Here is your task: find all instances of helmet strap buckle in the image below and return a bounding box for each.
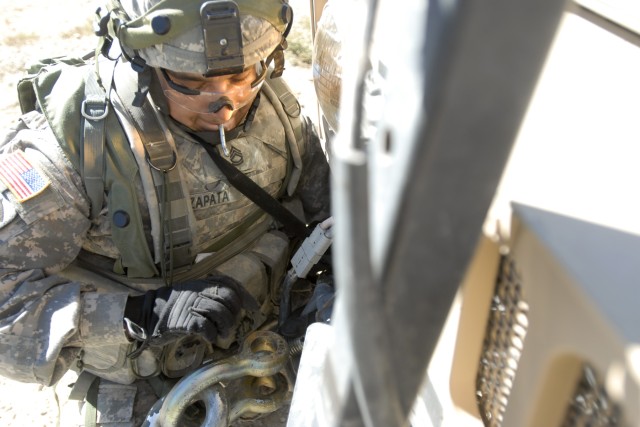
[268,40,287,79]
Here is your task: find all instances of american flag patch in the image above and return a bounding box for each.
[0,151,51,202]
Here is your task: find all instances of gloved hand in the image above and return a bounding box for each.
[124,275,254,350]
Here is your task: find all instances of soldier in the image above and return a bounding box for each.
[0,0,331,425]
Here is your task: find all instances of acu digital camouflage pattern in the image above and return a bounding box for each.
[0,68,330,425]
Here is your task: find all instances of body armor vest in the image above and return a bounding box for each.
[17,56,308,383]
[17,56,305,281]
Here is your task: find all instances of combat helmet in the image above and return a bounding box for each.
[95,0,294,83]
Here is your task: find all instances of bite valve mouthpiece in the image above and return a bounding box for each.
[219,125,230,157]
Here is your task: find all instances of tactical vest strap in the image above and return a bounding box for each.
[262,77,304,196]
[172,210,272,283]
[103,110,159,278]
[82,70,110,219]
[111,62,196,279]
[195,131,309,238]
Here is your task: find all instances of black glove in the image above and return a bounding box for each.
[124,275,253,350]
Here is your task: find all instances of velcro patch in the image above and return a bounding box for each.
[0,151,51,202]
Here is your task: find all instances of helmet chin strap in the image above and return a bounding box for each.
[120,50,152,107]
[268,5,293,79]
[267,40,287,79]
[132,62,152,107]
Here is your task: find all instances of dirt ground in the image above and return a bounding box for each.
[0,0,316,425]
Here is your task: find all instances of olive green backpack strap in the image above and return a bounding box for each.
[81,67,111,219]
[262,76,306,196]
[22,57,160,278]
[110,62,197,280]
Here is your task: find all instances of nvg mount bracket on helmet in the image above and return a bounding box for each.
[201,1,245,76]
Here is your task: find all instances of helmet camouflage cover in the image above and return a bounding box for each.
[115,0,292,75]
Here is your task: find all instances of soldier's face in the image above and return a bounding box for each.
[158,66,262,132]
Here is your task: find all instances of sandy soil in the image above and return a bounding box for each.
[0,0,316,425]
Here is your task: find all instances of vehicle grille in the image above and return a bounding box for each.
[561,364,622,427]
[476,255,529,427]
[475,255,623,426]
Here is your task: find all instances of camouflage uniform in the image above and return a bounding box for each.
[0,61,331,425]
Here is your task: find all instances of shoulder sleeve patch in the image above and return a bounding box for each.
[0,150,51,202]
